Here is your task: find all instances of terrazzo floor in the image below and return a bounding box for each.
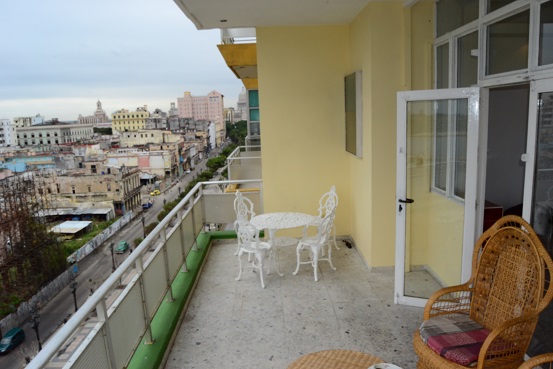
[164,240,424,369]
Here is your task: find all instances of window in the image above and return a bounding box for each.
[345,71,363,157]
[539,1,553,66]
[486,10,530,75]
[436,0,479,37]
[458,31,478,87]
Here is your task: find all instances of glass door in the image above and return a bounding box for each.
[395,88,483,307]
[523,78,553,356]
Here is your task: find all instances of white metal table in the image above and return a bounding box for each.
[251,212,315,276]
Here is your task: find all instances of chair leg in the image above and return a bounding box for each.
[312,248,319,282]
[332,226,339,251]
[257,255,265,289]
[327,243,336,271]
[293,244,302,275]
[234,243,240,256]
[236,251,243,281]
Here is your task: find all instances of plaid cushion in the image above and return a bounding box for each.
[420,314,490,366]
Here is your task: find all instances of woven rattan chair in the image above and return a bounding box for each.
[413,215,553,369]
[519,353,553,369]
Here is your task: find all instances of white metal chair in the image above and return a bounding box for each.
[235,220,272,288]
[293,212,337,281]
[233,191,256,255]
[308,186,339,251]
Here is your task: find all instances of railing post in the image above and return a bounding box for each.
[161,227,175,302]
[96,300,116,369]
[178,208,189,273]
[135,257,154,344]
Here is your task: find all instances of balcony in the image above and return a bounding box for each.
[27,179,421,369]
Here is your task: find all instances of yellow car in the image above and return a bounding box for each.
[150,189,161,196]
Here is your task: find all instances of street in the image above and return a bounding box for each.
[0,145,225,369]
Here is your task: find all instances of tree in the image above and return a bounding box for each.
[226,120,248,145]
[0,174,66,318]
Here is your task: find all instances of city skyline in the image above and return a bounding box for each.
[0,0,244,121]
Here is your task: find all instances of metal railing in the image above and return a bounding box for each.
[27,179,263,369]
[220,28,256,44]
[226,145,262,181]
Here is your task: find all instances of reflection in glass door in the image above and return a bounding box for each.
[396,88,481,307]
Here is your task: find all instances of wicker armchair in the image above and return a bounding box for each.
[519,353,553,369]
[413,215,553,369]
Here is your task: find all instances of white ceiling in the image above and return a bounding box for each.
[172,0,376,30]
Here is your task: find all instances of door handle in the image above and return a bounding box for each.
[398,198,414,204]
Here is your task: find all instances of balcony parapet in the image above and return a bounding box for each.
[26,179,262,369]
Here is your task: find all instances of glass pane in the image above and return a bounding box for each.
[487,0,517,13]
[539,1,553,66]
[436,43,449,89]
[248,89,259,107]
[434,101,448,191]
[404,98,468,299]
[249,122,260,136]
[436,0,479,37]
[457,31,478,87]
[530,91,553,357]
[454,100,468,198]
[249,108,260,121]
[487,10,530,75]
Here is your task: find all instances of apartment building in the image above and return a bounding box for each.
[112,105,150,132]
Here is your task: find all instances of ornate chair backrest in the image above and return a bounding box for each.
[235,220,262,252]
[234,191,255,222]
[316,185,338,218]
[314,212,336,245]
[469,216,553,332]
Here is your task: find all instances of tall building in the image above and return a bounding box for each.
[177,91,224,127]
[168,102,179,117]
[111,105,150,133]
[177,91,225,147]
[0,119,17,147]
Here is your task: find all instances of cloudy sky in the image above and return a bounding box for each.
[0,0,244,121]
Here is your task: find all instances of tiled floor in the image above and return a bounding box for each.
[164,240,423,369]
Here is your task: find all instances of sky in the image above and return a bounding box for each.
[0,0,244,121]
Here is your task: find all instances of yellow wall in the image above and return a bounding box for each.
[256,25,352,238]
[256,1,433,266]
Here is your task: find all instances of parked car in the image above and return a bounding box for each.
[150,189,161,196]
[114,240,129,254]
[142,201,153,210]
[0,327,25,355]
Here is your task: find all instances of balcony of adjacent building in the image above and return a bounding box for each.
[25,174,421,369]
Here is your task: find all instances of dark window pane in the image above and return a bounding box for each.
[437,0,479,37]
[437,43,449,89]
[487,0,517,13]
[539,1,553,66]
[487,10,529,75]
[457,31,478,87]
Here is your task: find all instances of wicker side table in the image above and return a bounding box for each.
[287,349,384,369]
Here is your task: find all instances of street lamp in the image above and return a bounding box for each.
[30,305,42,351]
[69,274,78,312]
[109,242,116,272]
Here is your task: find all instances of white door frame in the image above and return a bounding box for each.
[395,87,486,307]
[522,79,553,221]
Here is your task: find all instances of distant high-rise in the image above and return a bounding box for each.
[177,91,226,147]
[177,91,224,127]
